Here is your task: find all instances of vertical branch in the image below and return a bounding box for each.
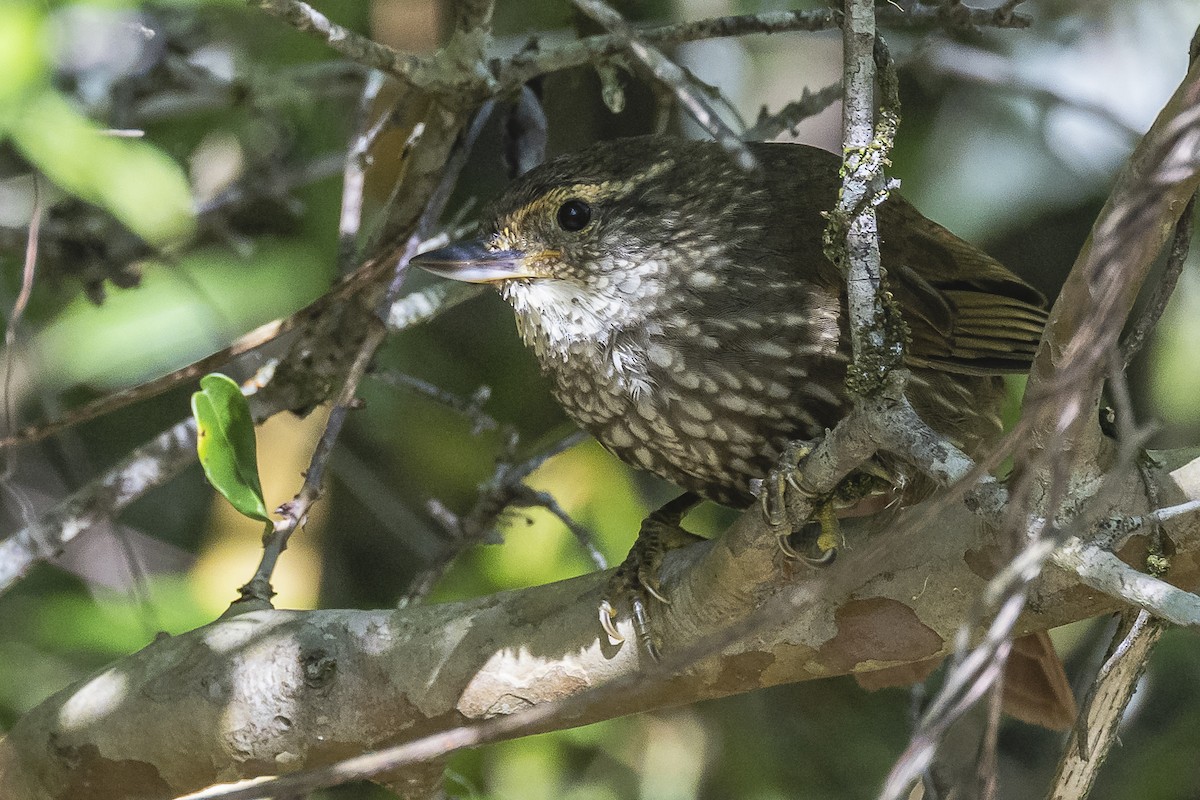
[829,1,903,395]
[1,177,42,529]
[1119,20,1200,369]
[840,0,883,367]
[338,70,387,272]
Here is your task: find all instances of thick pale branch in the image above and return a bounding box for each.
[3,451,1197,800]
[1051,539,1200,627]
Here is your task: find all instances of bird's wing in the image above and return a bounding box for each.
[880,199,1048,376]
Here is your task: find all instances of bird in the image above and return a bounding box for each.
[411,135,1073,728]
[412,135,1046,508]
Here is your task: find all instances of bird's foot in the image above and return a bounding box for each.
[780,502,842,566]
[599,493,705,661]
[756,441,840,566]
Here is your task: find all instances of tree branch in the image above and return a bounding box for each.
[571,0,754,169]
[1047,610,1167,800]
[495,4,1029,89]
[1024,58,1200,475]
[0,420,197,593]
[248,0,431,88]
[2,449,1197,800]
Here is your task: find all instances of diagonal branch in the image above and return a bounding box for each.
[249,0,426,84]
[1046,609,1167,800]
[1024,58,1200,473]
[0,420,198,593]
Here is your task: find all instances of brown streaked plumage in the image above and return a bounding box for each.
[414,135,1047,510]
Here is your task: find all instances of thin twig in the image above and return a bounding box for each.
[743,83,843,141]
[248,0,428,86]
[495,4,1029,89]
[518,487,607,569]
[405,430,596,604]
[338,70,387,272]
[0,316,293,451]
[0,177,42,529]
[571,0,755,170]
[1121,194,1196,367]
[497,9,840,88]
[371,371,497,435]
[238,322,385,605]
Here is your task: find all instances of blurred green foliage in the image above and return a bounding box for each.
[35,242,332,389]
[1,1,1200,799]
[0,3,195,246]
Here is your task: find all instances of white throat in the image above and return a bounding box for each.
[500,278,659,398]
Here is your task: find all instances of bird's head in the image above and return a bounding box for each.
[412,137,762,356]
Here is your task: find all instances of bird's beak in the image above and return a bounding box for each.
[410,237,532,284]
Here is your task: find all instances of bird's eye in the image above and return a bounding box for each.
[556,199,592,232]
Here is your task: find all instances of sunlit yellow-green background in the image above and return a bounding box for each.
[2,1,1200,799]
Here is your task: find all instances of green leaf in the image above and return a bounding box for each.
[191,373,270,522]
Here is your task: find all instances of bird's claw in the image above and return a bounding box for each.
[599,600,623,644]
[599,494,704,660]
[599,595,663,662]
[631,597,660,662]
[755,440,840,567]
[776,502,840,567]
[777,532,837,566]
[758,441,817,529]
